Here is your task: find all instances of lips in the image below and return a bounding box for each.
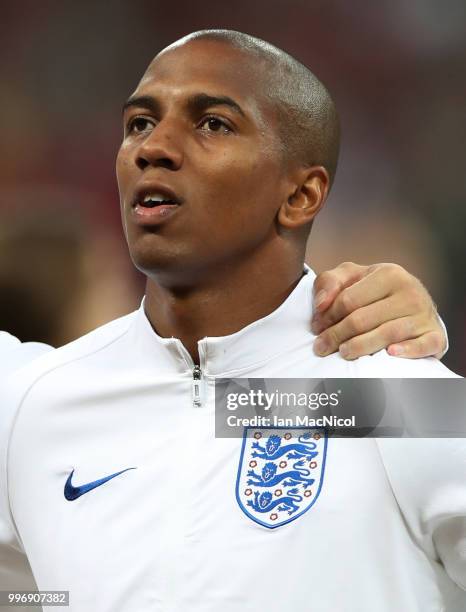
[130,182,183,226]
[132,183,183,209]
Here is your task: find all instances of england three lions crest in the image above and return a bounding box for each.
[236,427,327,529]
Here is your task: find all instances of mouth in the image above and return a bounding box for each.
[130,184,183,225]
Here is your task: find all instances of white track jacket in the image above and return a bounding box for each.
[1,268,464,611]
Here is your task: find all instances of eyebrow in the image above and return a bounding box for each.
[122,92,246,118]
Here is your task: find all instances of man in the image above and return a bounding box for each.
[1,30,464,612]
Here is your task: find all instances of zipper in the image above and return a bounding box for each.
[192,365,202,407]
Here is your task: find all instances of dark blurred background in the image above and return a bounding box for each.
[0,0,465,373]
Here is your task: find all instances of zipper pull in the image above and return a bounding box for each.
[192,365,202,407]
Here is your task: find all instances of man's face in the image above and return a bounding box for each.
[116,39,290,285]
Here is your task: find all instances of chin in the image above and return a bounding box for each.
[129,247,177,275]
[127,239,196,286]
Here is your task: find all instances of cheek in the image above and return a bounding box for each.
[198,150,281,206]
[188,163,280,258]
[115,145,132,195]
[202,154,282,228]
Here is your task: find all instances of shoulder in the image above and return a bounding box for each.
[1,311,137,409]
[310,347,460,379]
[0,331,20,352]
[347,349,460,379]
[0,332,53,379]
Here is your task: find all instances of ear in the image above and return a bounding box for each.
[278,166,330,230]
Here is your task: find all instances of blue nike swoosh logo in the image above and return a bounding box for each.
[64,467,136,501]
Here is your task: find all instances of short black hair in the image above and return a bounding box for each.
[167,29,340,186]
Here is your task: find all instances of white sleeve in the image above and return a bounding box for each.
[377,438,466,590]
[0,451,42,609]
[0,448,41,608]
[0,378,37,590]
[355,351,466,588]
[0,333,50,608]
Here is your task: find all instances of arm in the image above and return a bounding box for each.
[377,437,466,591]
[310,262,447,360]
[0,350,43,610]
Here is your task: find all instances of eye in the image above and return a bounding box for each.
[127,116,154,134]
[198,116,232,134]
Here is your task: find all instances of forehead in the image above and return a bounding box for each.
[133,40,274,125]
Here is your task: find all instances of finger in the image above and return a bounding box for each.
[312,262,367,313]
[387,331,446,359]
[312,293,412,339]
[312,265,409,333]
[314,314,422,358]
[337,317,427,360]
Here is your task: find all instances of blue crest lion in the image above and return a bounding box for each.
[251,433,318,461]
[246,460,315,488]
[236,427,327,529]
[247,488,303,516]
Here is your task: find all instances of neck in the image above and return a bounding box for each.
[144,255,305,365]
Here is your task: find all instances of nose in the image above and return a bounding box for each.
[135,119,183,171]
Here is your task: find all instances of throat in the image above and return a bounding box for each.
[143,267,305,365]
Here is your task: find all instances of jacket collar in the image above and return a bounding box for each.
[133,265,315,376]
